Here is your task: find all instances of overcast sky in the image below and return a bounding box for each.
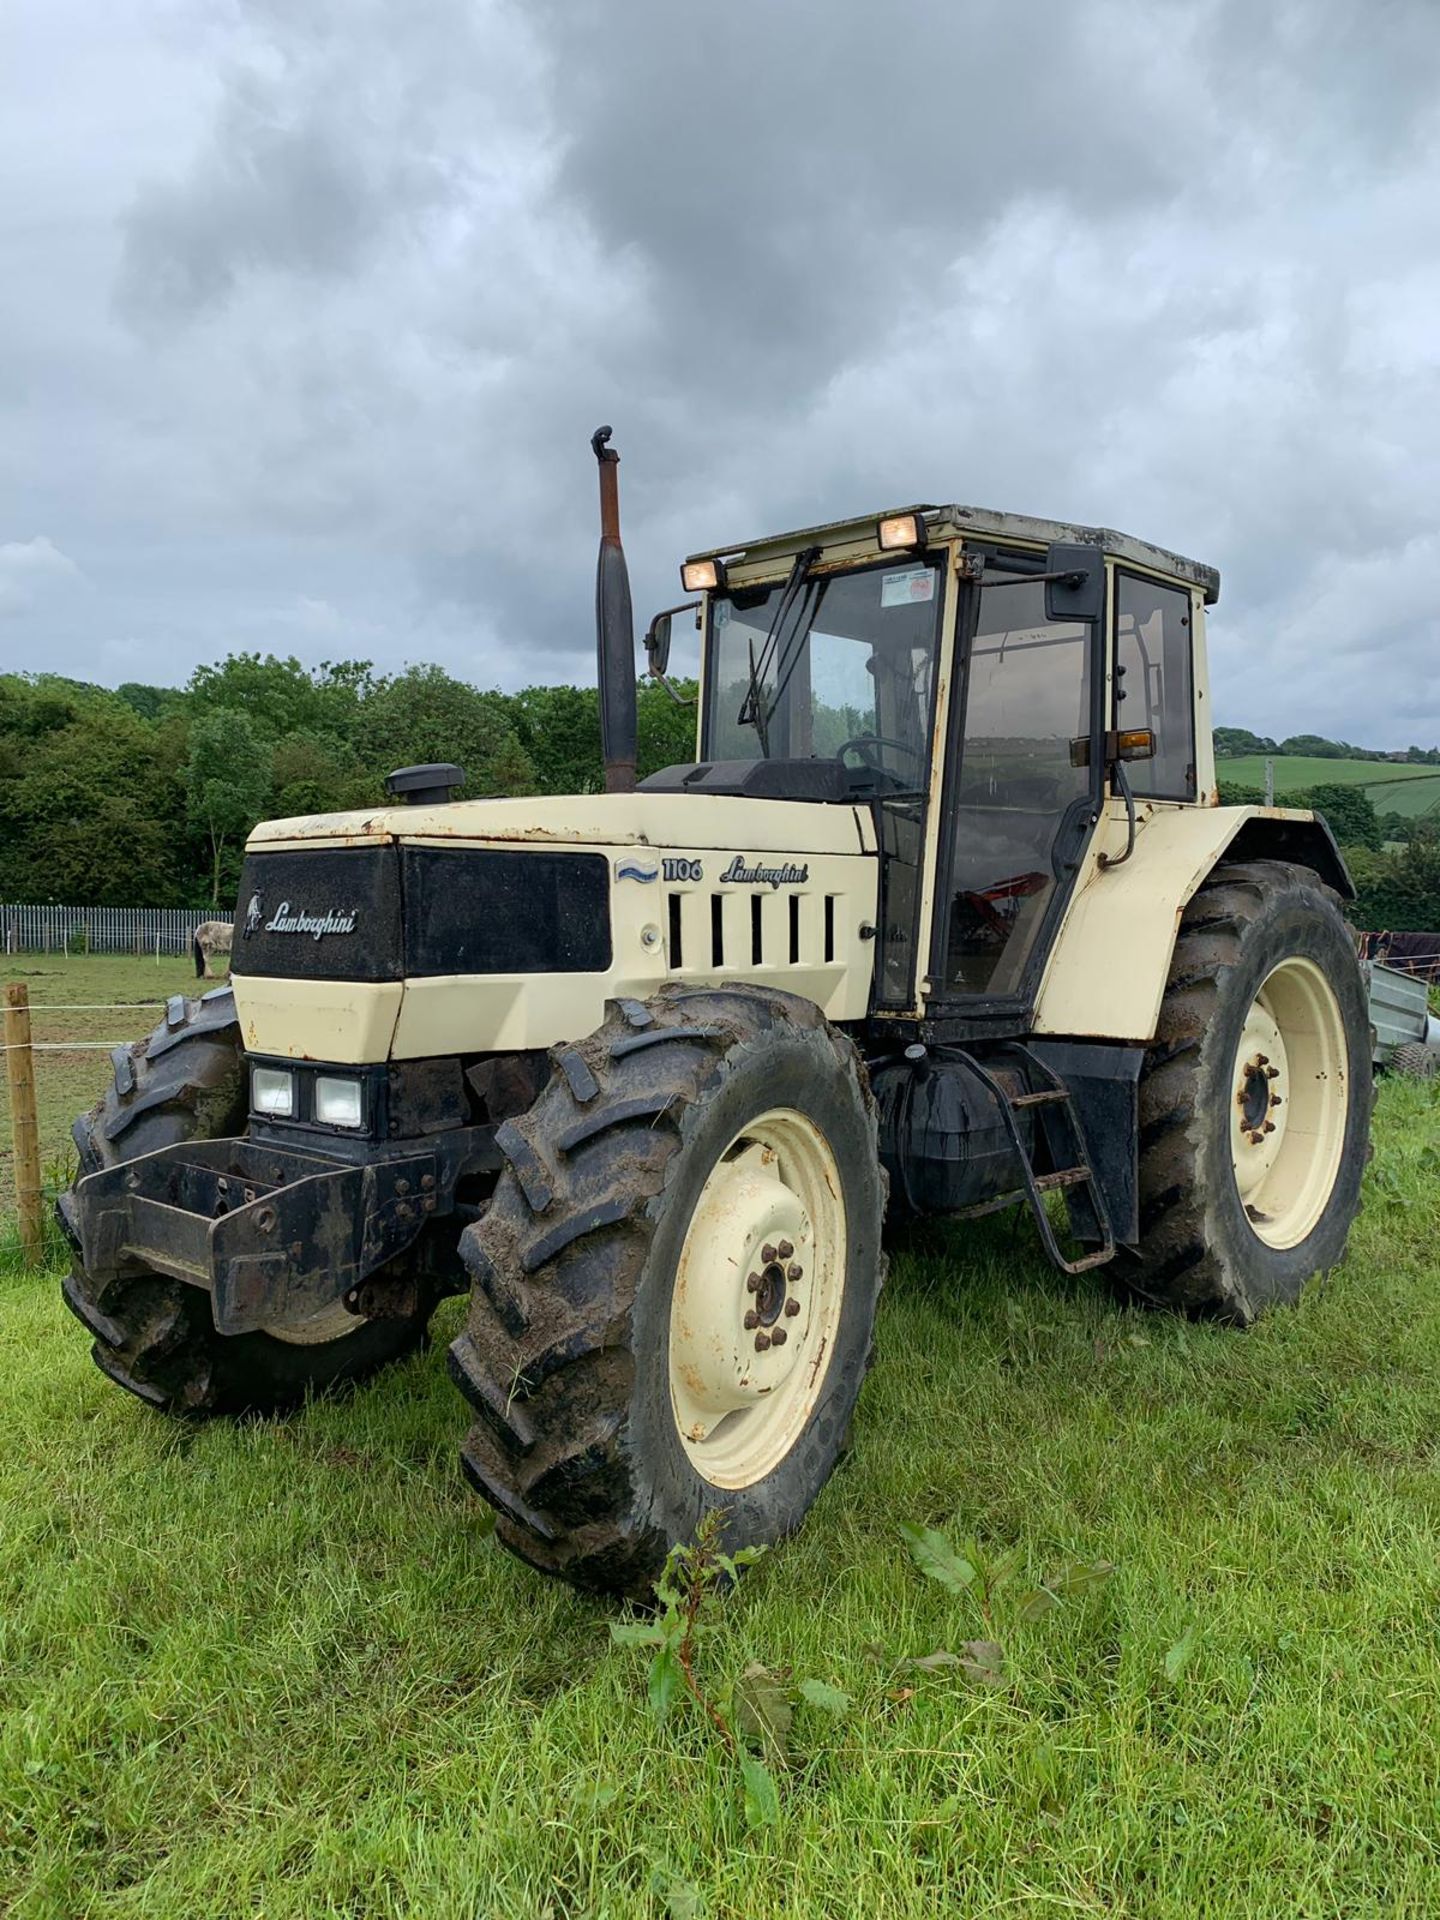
[2,0,1438,744]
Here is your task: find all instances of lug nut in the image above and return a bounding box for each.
[746,1272,762,1293]
[1270,1094,1283,1106]
[777,1239,794,1260]
[396,1179,410,1196]
[787,1263,803,1283]
[771,1327,787,1347]
[784,1298,801,1317]
[1263,1120,1276,1134]
[761,1244,778,1263]
[1248,1130,1264,1145]
[421,1173,435,1191]
[754,1331,772,1352]
[1265,1066,1279,1080]
[1255,1054,1269,1067]
[743,1309,759,1330]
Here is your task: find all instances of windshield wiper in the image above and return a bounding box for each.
[736,545,820,758]
[744,632,771,757]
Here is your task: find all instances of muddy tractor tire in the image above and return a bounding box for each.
[1127,860,1373,1323]
[61,987,437,1415]
[449,983,887,1598]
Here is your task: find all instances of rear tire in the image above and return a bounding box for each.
[1127,860,1372,1322]
[62,988,436,1415]
[448,984,887,1597]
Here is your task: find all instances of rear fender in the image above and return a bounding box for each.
[1031,804,1353,1045]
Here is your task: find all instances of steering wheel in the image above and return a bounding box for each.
[837,734,926,780]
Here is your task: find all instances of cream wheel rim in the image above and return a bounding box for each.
[669,1107,845,1490]
[266,1299,357,1346]
[1229,956,1349,1250]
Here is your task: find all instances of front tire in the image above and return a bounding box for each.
[1128,860,1373,1322]
[448,984,887,1597]
[62,988,437,1414]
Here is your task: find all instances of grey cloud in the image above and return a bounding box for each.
[117,69,444,321]
[539,0,1208,414]
[1,0,1438,746]
[0,535,83,618]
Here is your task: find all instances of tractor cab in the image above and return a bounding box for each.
[649,503,1222,1020]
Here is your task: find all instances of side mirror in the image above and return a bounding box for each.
[1044,542,1105,624]
[643,600,699,680]
[644,611,673,678]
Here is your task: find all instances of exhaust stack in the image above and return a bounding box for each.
[592,425,637,793]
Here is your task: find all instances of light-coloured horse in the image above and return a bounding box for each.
[192,919,233,979]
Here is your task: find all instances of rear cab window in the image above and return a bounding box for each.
[1113,571,1196,801]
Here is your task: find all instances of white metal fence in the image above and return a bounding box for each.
[1,904,203,957]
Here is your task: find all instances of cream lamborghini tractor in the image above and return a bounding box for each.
[62,431,1372,1596]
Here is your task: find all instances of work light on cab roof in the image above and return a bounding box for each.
[61,426,1374,1605]
[876,510,927,551]
[681,556,725,593]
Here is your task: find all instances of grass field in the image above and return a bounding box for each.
[1219,755,1440,819]
[3,963,1440,1915]
[0,954,219,1219]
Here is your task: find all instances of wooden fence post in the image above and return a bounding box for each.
[4,983,44,1266]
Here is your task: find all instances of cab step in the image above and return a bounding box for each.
[952,1044,1116,1276]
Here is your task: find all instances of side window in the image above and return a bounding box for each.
[1114,574,1195,801]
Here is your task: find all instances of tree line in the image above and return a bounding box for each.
[3,655,1436,932]
[1217,779,1440,931]
[0,657,696,909]
[1214,726,1440,765]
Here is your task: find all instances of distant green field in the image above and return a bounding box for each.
[1220,755,1440,819]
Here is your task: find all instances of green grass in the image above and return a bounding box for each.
[3,1068,1440,1915]
[1220,755,1440,819]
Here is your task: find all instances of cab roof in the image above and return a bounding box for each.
[686,502,1221,604]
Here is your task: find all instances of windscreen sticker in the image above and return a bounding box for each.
[881,567,935,608]
[713,600,730,628]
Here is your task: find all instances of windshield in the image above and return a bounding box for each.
[703,555,944,789]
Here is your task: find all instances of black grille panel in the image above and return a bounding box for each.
[235,848,402,980]
[234,844,611,981]
[401,846,611,975]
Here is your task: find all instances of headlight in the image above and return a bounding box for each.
[314,1074,364,1129]
[251,1066,295,1117]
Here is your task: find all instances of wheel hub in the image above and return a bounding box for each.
[1231,995,1289,1203]
[747,1248,799,1334]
